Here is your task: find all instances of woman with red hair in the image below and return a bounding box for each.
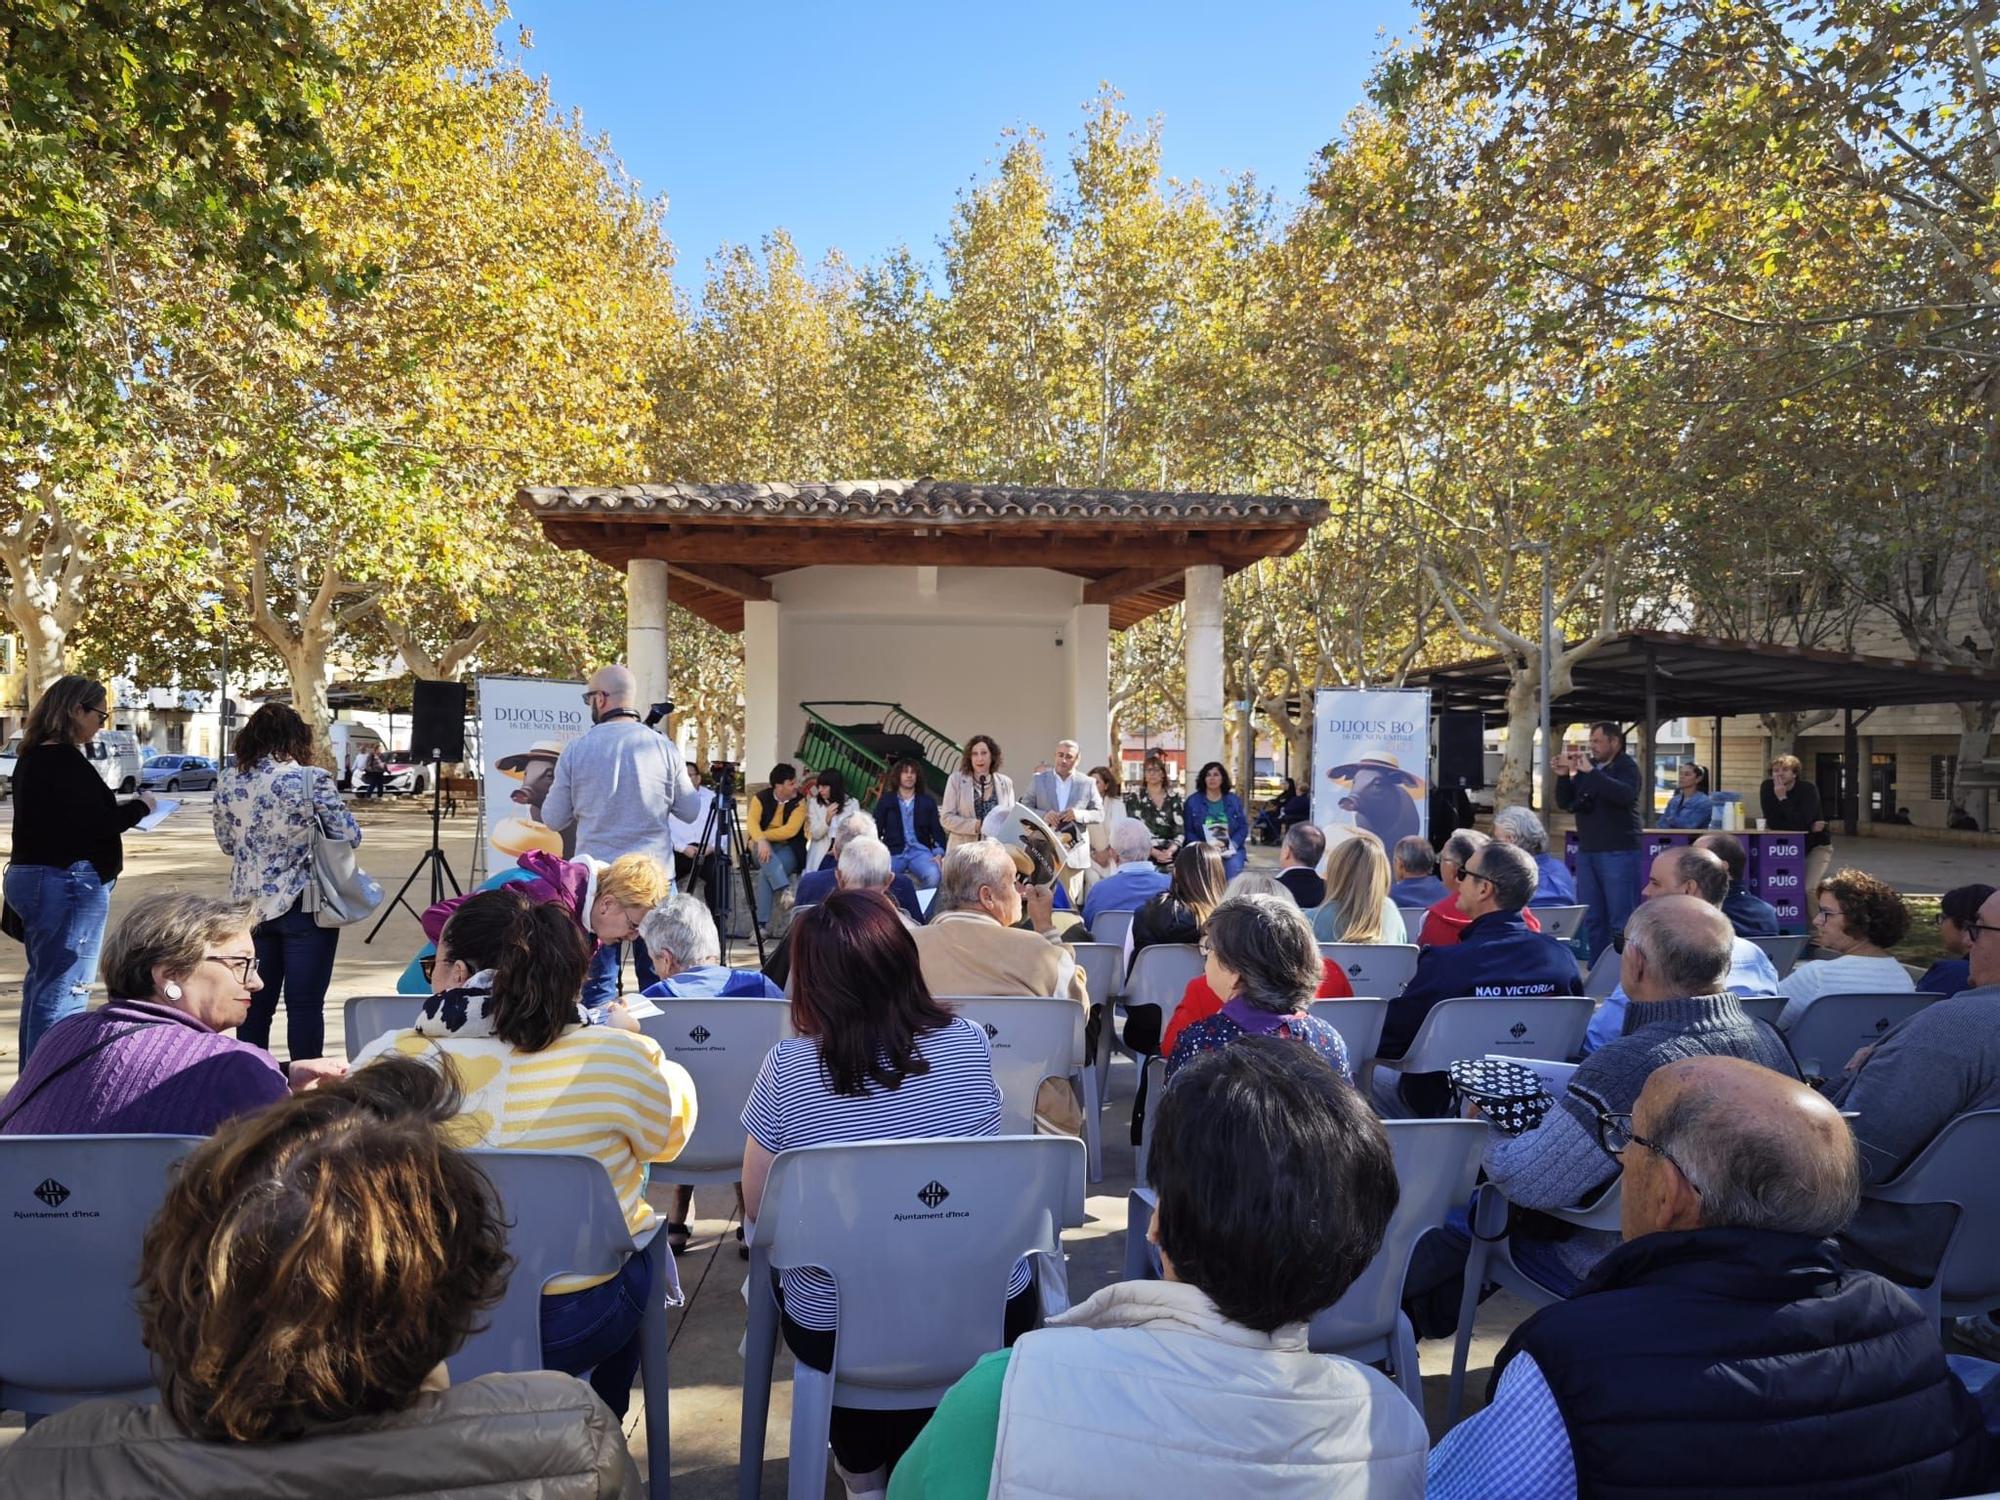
[739,889,1030,1490]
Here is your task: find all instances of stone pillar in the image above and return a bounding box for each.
[1184,564,1225,777]
[1067,602,1111,769]
[626,559,670,710]
[742,600,782,781]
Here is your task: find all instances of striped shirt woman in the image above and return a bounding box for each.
[355,885,693,1419]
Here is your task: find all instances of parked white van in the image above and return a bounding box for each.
[86,730,144,793]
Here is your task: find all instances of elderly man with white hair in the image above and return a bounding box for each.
[912,840,1089,1007]
[1491,804,1579,907]
[796,810,926,926]
[1081,819,1171,930]
[637,891,782,1000]
[833,836,923,932]
[541,662,704,1005]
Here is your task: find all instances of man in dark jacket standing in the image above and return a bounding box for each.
[1555,720,1645,962]
[1427,1054,1995,1499]
[1375,841,1578,1115]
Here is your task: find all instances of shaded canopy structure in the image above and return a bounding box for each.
[519,478,1327,778]
[1407,630,2000,721]
[1407,630,2000,833]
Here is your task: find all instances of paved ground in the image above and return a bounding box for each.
[0,806,1989,1490]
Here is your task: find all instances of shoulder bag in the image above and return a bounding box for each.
[304,813,383,929]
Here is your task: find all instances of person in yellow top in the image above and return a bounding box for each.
[357,884,695,1421]
[745,762,809,928]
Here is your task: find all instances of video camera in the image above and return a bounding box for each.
[707,760,739,797]
[642,699,675,729]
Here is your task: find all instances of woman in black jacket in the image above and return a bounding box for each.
[1124,843,1229,1052]
[5,675,155,1062]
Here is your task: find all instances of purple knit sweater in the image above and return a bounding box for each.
[0,998,288,1137]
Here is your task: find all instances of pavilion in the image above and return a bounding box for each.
[518,479,1325,778]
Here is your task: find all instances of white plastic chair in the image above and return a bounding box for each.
[1534,904,1590,941]
[1781,991,1940,1081]
[1319,942,1420,998]
[1864,1109,2000,1319]
[1094,943,1203,1109]
[945,995,1101,1192]
[0,1135,201,1417]
[738,1136,1081,1500]
[1396,907,1430,941]
[1308,1119,1486,1406]
[343,993,421,1061]
[1123,1119,1485,1409]
[1069,940,1126,1113]
[1582,946,1622,999]
[1747,933,1810,976]
[1446,1175,1623,1422]
[1310,997,1391,1073]
[1362,995,1595,1112]
[1091,908,1136,954]
[638,998,792,1184]
[460,1148,677,1499]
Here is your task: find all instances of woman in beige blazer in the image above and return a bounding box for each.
[940,734,1015,848]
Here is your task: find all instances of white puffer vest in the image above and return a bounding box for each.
[987,1279,1427,1500]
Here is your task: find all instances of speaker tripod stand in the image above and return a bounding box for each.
[366,749,462,943]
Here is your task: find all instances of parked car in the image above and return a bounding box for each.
[139,754,220,793]
[379,750,430,797]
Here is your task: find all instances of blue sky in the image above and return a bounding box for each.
[501,1,1418,289]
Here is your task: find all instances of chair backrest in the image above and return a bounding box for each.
[1092,909,1136,955]
[1583,946,1623,1000]
[637,998,792,1177]
[1319,943,1420,999]
[1069,942,1126,1012]
[758,1136,1077,1391]
[1737,994,1786,1027]
[1535,904,1590,941]
[1308,1119,1486,1354]
[1398,995,1596,1074]
[343,994,423,1061]
[1747,933,1810,977]
[942,998,1084,1135]
[1867,1109,2000,1315]
[1396,908,1429,941]
[1123,944,1204,1036]
[1309,997,1391,1072]
[0,1135,201,1407]
[454,1149,650,1380]
[1783,991,1940,1081]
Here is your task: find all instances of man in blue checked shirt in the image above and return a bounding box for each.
[1426,1055,1994,1500]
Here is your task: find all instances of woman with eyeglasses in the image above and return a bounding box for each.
[212,704,362,1063]
[0,893,346,1138]
[5,674,156,1061]
[1775,869,1916,1029]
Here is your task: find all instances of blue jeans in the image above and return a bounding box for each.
[754,844,800,923]
[542,1249,651,1417]
[1402,1203,1585,1340]
[7,862,114,1064]
[1575,848,1640,962]
[891,847,942,890]
[241,895,341,1061]
[582,936,659,1009]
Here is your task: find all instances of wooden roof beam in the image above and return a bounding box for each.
[663,561,773,601]
[1083,567,1186,605]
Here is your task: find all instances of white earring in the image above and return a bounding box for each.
[164,981,183,1000]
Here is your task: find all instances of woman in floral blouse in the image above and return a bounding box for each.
[1129,756,1183,869]
[212,705,360,1061]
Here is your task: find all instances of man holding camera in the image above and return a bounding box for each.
[1554,720,1645,962]
[541,663,703,999]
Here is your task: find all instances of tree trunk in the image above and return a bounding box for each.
[379,613,491,681]
[279,643,335,770]
[1953,700,1997,831]
[1495,669,1539,811]
[1760,708,1836,760]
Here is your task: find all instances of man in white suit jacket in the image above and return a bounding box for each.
[1025,740,1105,900]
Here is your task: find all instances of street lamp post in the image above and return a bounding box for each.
[1523,543,1555,811]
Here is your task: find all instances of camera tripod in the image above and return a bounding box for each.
[685,767,770,968]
